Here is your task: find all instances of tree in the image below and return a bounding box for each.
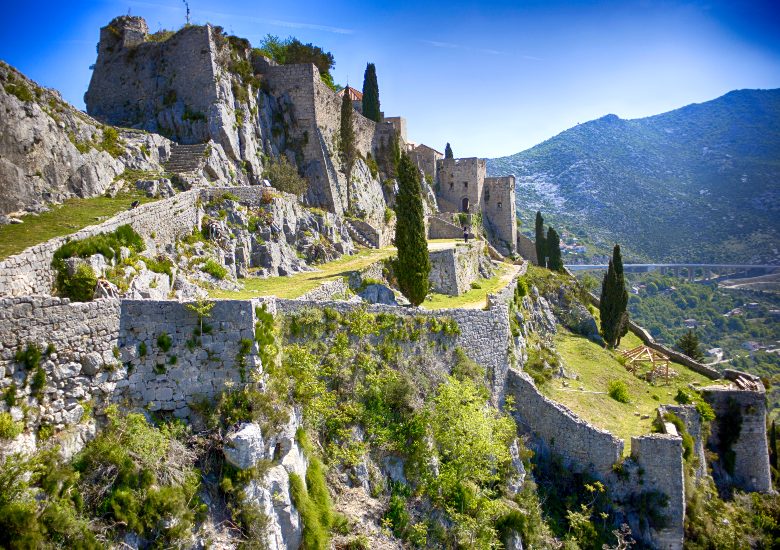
[599,245,629,348]
[361,63,380,122]
[534,211,546,267]
[677,330,704,361]
[186,297,215,337]
[339,90,356,209]
[262,155,308,196]
[545,226,564,272]
[444,142,453,159]
[394,153,430,306]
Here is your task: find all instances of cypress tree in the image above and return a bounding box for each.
[546,226,564,272]
[339,89,356,208]
[394,152,430,306]
[534,211,546,267]
[361,63,381,122]
[599,244,629,348]
[444,143,453,159]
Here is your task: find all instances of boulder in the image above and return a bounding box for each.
[224,422,265,470]
[358,284,398,306]
[80,352,103,376]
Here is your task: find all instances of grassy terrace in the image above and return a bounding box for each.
[211,238,519,306]
[540,326,716,452]
[0,191,153,260]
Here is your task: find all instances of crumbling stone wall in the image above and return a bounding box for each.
[428,243,482,296]
[701,384,772,493]
[0,191,201,296]
[408,144,442,182]
[505,367,625,477]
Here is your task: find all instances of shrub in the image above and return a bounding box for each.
[607,380,630,403]
[202,259,228,280]
[0,412,23,439]
[60,264,97,302]
[156,332,173,352]
[15,343,42,370]
[262,155,308,196]
[4,82,34,102]
[99,126,125,158]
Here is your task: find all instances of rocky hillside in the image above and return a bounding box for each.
[488,89,780,264]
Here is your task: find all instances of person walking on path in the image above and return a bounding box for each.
[463,225,469,243]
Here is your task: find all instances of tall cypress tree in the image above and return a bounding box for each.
[395,152,430,306]
[339,90,356,208]
[361,63,381,122]
[677,330,704,361]
[599,244,629,348]
[535,211,546,267]
[546,227,564,272]
[444,143,453,159]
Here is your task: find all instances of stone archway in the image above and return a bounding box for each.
[461,197,469,213]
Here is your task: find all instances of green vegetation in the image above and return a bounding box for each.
[52,224,145,301]
[394,153,430,306]
[202,258,228,280]
[0,191,153,260]
[545,226,563,272]
[361,63,380,122]
[677,329,704,361]
[99,126,125,158]
[0,412,23,439]
[607,380,630,403]
[339,86,357,188]
[256,34,337,89]
[444,142,453,159]
[622,271,780,418]
[262,155,308,196]
[599,244,629,348]
[4,81,34,102]
[542,328,713,449]
[535,211,545,267]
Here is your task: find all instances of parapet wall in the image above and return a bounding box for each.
[505,368,624,477]
[0,191,201,297]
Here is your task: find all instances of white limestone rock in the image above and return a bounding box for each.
[224,422,266,470]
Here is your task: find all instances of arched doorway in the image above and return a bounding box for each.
[461,197,469,213]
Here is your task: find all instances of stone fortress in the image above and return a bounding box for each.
[0,13,773,550]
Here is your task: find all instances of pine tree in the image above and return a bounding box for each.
[361,63,381,122]
[339,89,356,208]
[599,245,629,348]
[394,152,430,306]
[535,211,546,267]
[546,226,564,272]
[444,143,453,159]
[677,330,704,361]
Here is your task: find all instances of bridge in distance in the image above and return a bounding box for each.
[565,264,780,282]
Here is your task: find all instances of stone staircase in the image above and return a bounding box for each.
[164,143,208,175]
[345,220,375,249]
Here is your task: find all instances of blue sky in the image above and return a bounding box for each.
[2,0,779,157]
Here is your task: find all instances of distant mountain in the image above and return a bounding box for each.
[488,89,780,264]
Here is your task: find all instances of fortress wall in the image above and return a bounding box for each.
[275,299,512,403]
[505,367,625,477]
[436,158,486,214]
[517,232,538,264]
[631,434,686,550]
[701,385,772,493]
[428,216,464,240]
[0,297,260,443]
[0,191,201,297]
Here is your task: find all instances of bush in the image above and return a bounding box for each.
[99,126,125,158]
[262,155,308,196]
[4,82,34,102]
[608,380,630,403]
[0,412,23,439]
[202,259,228,280]
[156,332,173,352]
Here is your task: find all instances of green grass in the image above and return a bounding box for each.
[211,247,396,299]
[541,328,714,453]
[210,239,464,300]
[423,263,518,310]
[0,191,154,260]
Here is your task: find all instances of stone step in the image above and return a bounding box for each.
[164,143,209,175]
